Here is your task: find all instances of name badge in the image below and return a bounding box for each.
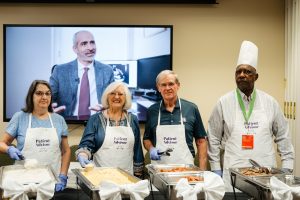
[242,134,254,149]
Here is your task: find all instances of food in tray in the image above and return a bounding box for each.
[81,168,137,186]
[159,167,194,172]
[240,167,271,176]
[183,175,204,182]
[84,163,94,172]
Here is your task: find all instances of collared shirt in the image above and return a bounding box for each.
[207,89,294,170]
[143,98,207,157]
[74,60,97,116]
[237,88,254,111]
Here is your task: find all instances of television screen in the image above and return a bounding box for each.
[3,25,172,124]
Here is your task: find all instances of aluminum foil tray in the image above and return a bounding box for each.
[72,167,140,200]
[159,172,204,185]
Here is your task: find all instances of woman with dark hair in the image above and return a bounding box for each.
[0,80,71,192]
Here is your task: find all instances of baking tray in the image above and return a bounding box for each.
[230,167,293,200]
[146,164,204,200]
[72,167,141,200]
[0,164,58,199]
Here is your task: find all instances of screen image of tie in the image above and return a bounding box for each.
[78,67,90,120]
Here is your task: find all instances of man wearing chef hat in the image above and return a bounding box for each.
[207,40,295,191]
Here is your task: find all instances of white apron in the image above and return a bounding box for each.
[223,94,276,192]
[17,113,61,177]
[152,99,194,165]
[93,114,135,174]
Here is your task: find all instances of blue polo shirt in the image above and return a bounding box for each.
[143,98,207,157]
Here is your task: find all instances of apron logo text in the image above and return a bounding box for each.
[163,137,177,144]
[36,139,50,147]
[244,121,259,130]
[113,137,128,144]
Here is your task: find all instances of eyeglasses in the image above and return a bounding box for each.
[109,92,124,97]
[34,91,51,97]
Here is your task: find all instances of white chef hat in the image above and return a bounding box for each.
[236,40,258,70]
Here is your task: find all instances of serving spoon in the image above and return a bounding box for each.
[249,159,271,174]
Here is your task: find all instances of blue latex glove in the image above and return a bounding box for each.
[213,170,223,177]
[55,174,68,192]
[281,168,293,173]
[150,147,161,160]
[7,146,23,160]
[77,154,91,168]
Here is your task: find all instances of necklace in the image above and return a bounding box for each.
[107,110,123,126]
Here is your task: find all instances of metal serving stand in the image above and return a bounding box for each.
[72,167,141,200]
[146,164,205,200]
[229,167,300,200]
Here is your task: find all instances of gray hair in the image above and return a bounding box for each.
[101,82,132,110]
[156,70,180,86]
[72,30,93,47]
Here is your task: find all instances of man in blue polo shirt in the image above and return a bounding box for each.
[143,70,207,170]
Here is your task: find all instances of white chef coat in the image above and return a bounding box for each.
[207,89,294,191]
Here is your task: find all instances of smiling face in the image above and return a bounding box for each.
[235,64,258,96]
[73,31,96,66]
[157,73,180,102]
[108,86,126,110]
[33,83,52,111]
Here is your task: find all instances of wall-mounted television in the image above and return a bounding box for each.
[3,25,173,124]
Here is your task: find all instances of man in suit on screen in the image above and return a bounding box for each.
[50,30,115,120]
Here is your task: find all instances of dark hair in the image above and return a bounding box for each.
[22,80,53,113]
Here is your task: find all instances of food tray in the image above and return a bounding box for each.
[252,174,300,188]
[159,172,204,185]
[147,164,204,200]
[230,167,288,200]
[232,167,283,178]
[147,164,201,174]
[72,167,141,200]
[0,164,58,199]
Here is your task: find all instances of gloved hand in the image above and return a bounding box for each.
[150,147,161,160]
[281,168,293,173]
[77,154,91,168]
[7,146,23,160]
[55,174,68,192]
[213,170,223,177]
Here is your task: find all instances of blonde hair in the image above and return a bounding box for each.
[101,82,132,110]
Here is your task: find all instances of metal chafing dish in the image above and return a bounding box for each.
[146,164,204,200]
[229,167,300,200]
[72,167,141,200]
[0,164,58,200]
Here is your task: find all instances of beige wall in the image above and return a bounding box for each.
[0,0,285,147]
